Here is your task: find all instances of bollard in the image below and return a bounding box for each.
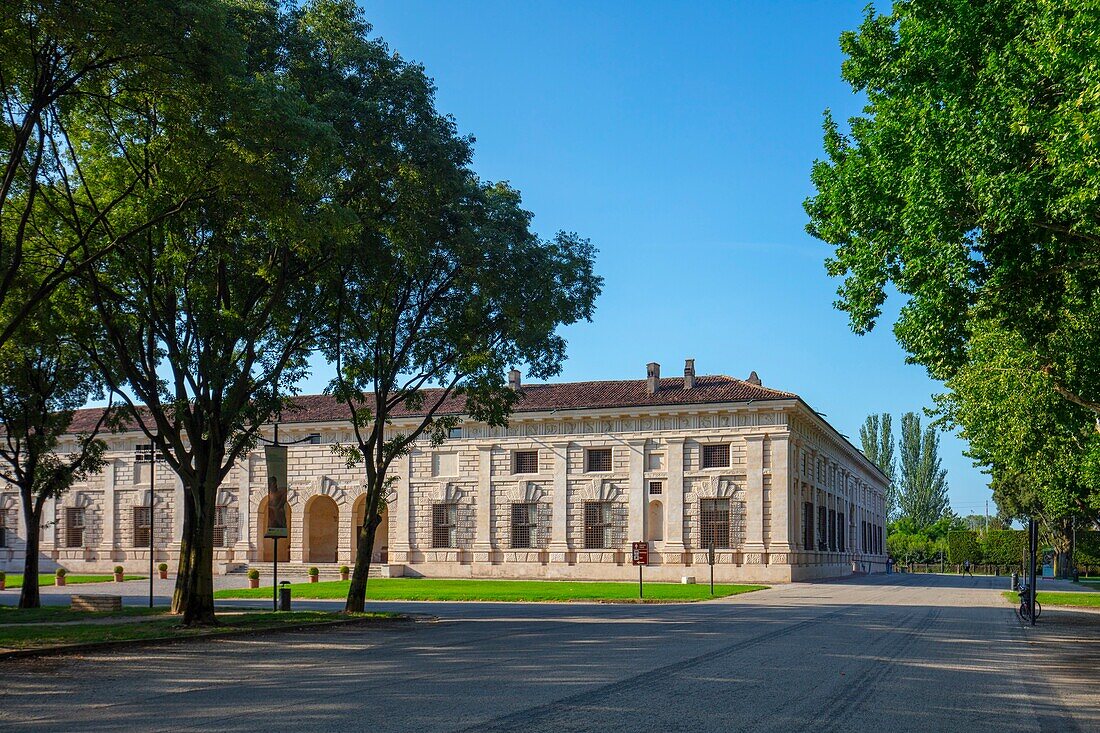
[1073,568,1080,583]
[1011,572,1019,591]
[279,581,292,611]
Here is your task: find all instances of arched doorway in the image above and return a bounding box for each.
[646,500,664,542]
[351,496,389,564]
[304,495,339,563]
[258,496,291,562]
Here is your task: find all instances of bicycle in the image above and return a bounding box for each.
[1017,585,1042,621]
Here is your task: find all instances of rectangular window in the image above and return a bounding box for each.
[802,502,814,550]
[432,452,458,477]
[586,448,612,473]
[837,512,846,552]
[135,443,155,463]
[133,505,151,547]
[817,506,827,551]
[65,507,85,548]
[448,427,462,439]
[432,503,457,548]
[583,501,613,549]
[510,502,538,549]
[648,481,663,496]
[700,498,731,549]
[213,505,228,547]
[308,433,321,445]
[647,452,664,470]
[701,444,730,469]
[0,511,7,548]
[513,450,539,475]
[828,509,837,551]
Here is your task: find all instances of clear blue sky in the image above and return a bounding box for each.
[299,1,989,519]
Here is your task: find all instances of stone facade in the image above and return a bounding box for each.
[0,370,890,583]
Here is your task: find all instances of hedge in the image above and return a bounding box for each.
[941,529,1100,568]
[947,531,982,564]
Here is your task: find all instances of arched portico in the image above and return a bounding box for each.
[351,495,389,564]
[304,494,339,563]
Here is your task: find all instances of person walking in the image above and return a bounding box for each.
[964,559,973,577]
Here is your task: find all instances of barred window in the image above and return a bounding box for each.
[0,511,7,548]
[583,501,613,549]
[513,450,539,475]
[586,449,612,473]
[213,505,228,547]
[702,444,730,469]
[133,505,151,547]
[700,498,731,549]
[837,512,846,552]
[828,509,837,551]
[802,502,814,550]
[135,443,155,463]
[648,481,663,496]
[510,502,538,549]
[65,507,85,548]
[432,503,457,548]
[817,506,828,551]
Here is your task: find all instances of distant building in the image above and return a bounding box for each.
[0,361,889,582]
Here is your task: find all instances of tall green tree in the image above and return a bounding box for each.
[805,0,1100,422]
[0,289,110,608]
[897,412,950,529]
[80,0,343,625]
[860,413,897,517]
[0,1,230,350]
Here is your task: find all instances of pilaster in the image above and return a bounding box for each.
[743,434,766,556]
[664,438,686,552]
[473,446,494,560]
[235,462,251,557]
[627,439,645,542]
[390,453,411,562]
[767,434,792,556]
[548,442,570,560]
[100,459,117,555]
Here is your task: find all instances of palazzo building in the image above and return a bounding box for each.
[0,361,889,583]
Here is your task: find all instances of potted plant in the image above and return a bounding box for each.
[55,568,67,586]
[158,562,169,580]
[339,565,350,581]
[113,565,125,582]
[0,570,6,590]
[247,568,260,589]
[308,566,319,583]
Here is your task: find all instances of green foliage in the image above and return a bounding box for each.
[247,569,260,580]
[159,563,169,572]
[982,530,1029,566]
[947,531,982,565]
[113,566,124,574]
[1076,531,1100,566]
[55,568,66,577]
[897,413,950,528]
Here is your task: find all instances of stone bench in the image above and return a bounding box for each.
[70,594,123,613]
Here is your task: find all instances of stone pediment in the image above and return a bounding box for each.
[695,476,741,499]
[508,481,545,503]
[433,482,465,503]
[575,479,619,502]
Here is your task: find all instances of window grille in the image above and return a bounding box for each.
[701,444,730,469]
[133,505,151,547]
[135,443,155,463]
[838,512,846,552]
[586,449,612,473]
[65,507,85,548]
[828,509,837,551]
[583,501,613,548]
[213,505,228,547]
[0,511,7,548]
[432,503,457,548]
[510,502,538,549]
[700,498,731,549]
[648,481,663,496]
[817,506,828,551]
[803,502,814,550]
[513,450,539,475]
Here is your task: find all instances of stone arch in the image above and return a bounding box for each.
[351,493,392,564]
[303,494,339,563]
[647,500,664,542]
[257,495,291,562]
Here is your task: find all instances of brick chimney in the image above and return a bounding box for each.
[746,370,761,386]
[508,368,521,391]
[684,358,695,389]
[646,362,660,394]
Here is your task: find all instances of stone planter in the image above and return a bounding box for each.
[0,578,5,590]
[340,571,349,581]
[309,575,319,583]
[114,572,125,582]
[249,577,260,589]
[55,576,66,586]
[159,570,168,580]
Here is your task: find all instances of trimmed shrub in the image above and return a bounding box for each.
[158,562,169,572]
[308,566,319,576]
[947,531,981,564]
[55,568,67,577]
[0,571,6,581]
[247,568,260,580]
[982,530,1028,567]
[339,565,350,574]
[113,565,125,574]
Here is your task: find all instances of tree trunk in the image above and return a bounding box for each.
[346,470,385,614]
[18,502,43,609]
[173,480,218,625]
[172,486,197,614]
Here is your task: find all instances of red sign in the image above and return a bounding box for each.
[631,541,649,566]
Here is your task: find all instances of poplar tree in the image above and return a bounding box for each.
[860,413,896,517]
[897,412,950,529]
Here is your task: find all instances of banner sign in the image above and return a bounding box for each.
[264,445,289,538]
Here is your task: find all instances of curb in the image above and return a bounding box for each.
[0,613,415,662]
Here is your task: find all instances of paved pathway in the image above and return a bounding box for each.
[1,573,1097,732]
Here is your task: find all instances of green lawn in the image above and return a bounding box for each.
[0,610,396,651]
[0,605,166,625]
[216,577,767,602]
[1003,591,1100,608]
[1,574,146,589]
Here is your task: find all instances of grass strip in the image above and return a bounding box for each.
[1,574,146,589]
[215,577,767,602]
[1002,591,1100,608]
[0,610,397,651]
[0,606,166,625]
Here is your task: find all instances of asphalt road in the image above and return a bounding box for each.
[2,573,1098,732]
